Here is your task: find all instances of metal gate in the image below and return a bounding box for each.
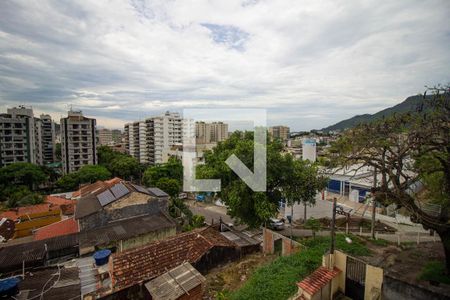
[345,256,366,300]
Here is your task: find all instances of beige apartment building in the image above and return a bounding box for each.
[97,128,113,146]
[60,110,97,174]
[269,125,290,141]
[196,121,228,144]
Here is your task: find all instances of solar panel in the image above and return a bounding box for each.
[131,183,150,195]
[97,190,116,206]
[110,183,130,199]
[148,187,169,197]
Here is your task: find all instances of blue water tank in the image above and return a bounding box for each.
[0,277,20,297]
[93,249,112,266]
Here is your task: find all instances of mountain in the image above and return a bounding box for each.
[322,94,428,132]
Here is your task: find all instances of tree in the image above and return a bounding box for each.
[304,217,321,239]
[282,157,328,223]
[142,157,183,187]
[0,162,48,191]
[56,165,112,191]
[2,186,44,208]
[55,143,62,161]
[155,178,181,198]
[110,156,140,180]
[330,86,450,273]
[197,131,292,228]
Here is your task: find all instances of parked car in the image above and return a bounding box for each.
[268,218,285,230]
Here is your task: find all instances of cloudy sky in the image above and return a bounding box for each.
[0,0,449,130]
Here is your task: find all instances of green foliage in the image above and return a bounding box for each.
[197,131,326,228]
[56,165,111,191]
[419,261,450,285]
[191,214,205,228]
[169,198,193,220]
[55,143,62,161]
[143,157,183,187]
[0,162,48,191]
[2,185,44,208]
[97,146,141,180]
[369,238,390,247]
[155,178,180,198]
[304,217,321,238]
[230,234,369,300]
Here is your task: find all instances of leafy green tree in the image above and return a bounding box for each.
[55,143,62,161]
[197,131,292,228]
[142,157,183,187]
[0,162,48,191]
[2,185,44,208]
[155,178,180,198]
[110,156,140,180]
[191,215,206,228]
[56,165,111,191]
[282,157,328,223]
[330,86,450,273]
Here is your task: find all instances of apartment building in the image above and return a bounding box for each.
[40,114,55,164]
[196,121,228,144]
[269,125,290,141]
[0,106,55,167]
[60,110,97,174]
[124,111,182,165]
[97,128,113,146]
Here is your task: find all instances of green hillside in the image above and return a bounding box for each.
[322,94,428,132]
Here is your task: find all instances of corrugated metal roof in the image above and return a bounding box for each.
[145,262,205,300]
[148,187,169,197]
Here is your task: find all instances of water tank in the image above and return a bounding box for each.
[0,277,20,297]
[93,249,112,266]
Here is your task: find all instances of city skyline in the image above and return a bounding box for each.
[0,0,449,130]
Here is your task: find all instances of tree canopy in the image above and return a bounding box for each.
[97,146,141,180]
[142,157,183,189]
[198,131,325,228]
[0,162,48,191]
[330,86,450,272]
[56,164,112,191]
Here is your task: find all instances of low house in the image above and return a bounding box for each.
[296,266,341,300]
[75,179,169,231]
[91,227,238,299]
[145,262,206,300]
[33,217,79,241]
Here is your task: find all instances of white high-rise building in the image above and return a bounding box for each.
[124,111,182,165]
[302,138,317,162]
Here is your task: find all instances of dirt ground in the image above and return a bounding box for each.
[204,252,277,299]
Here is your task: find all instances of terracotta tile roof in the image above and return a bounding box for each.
[45,195,75,206]
[297,267,341,295]
[0,203,54,220]
[112,227,235,291]
[34,218,79,240]
[72,177,123,198]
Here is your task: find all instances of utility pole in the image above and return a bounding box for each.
[371,167,377,240]
[330,197,337,255]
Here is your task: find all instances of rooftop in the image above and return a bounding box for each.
[34,217,79,241]
[0,203,56,220]
[112,226,234,292]
[297,266,341,295]
[145,262,205,300]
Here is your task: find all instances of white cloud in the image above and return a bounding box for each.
[0,0,449,130]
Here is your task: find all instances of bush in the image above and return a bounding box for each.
[230,234,370,300]
[419,261,450,285]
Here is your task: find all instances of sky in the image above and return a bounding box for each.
[0,0,449,130]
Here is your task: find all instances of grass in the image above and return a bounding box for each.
[228,234,370,300]
[418,261,450,285]
[369,238,390,247]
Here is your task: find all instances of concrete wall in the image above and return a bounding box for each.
[382,274,450,300]
[365,265,383,300]
[263,228,302,256]
[121,227,176,252]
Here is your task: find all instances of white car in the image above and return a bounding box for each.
[268,218,285,230]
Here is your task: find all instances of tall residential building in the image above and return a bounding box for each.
[124,111,182,165]
[0,106,55,167]
[195,121,228,144]
[97,128,113,146]
[40,114,55,164]
[61,110,97,174]
[269,125,290,141]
